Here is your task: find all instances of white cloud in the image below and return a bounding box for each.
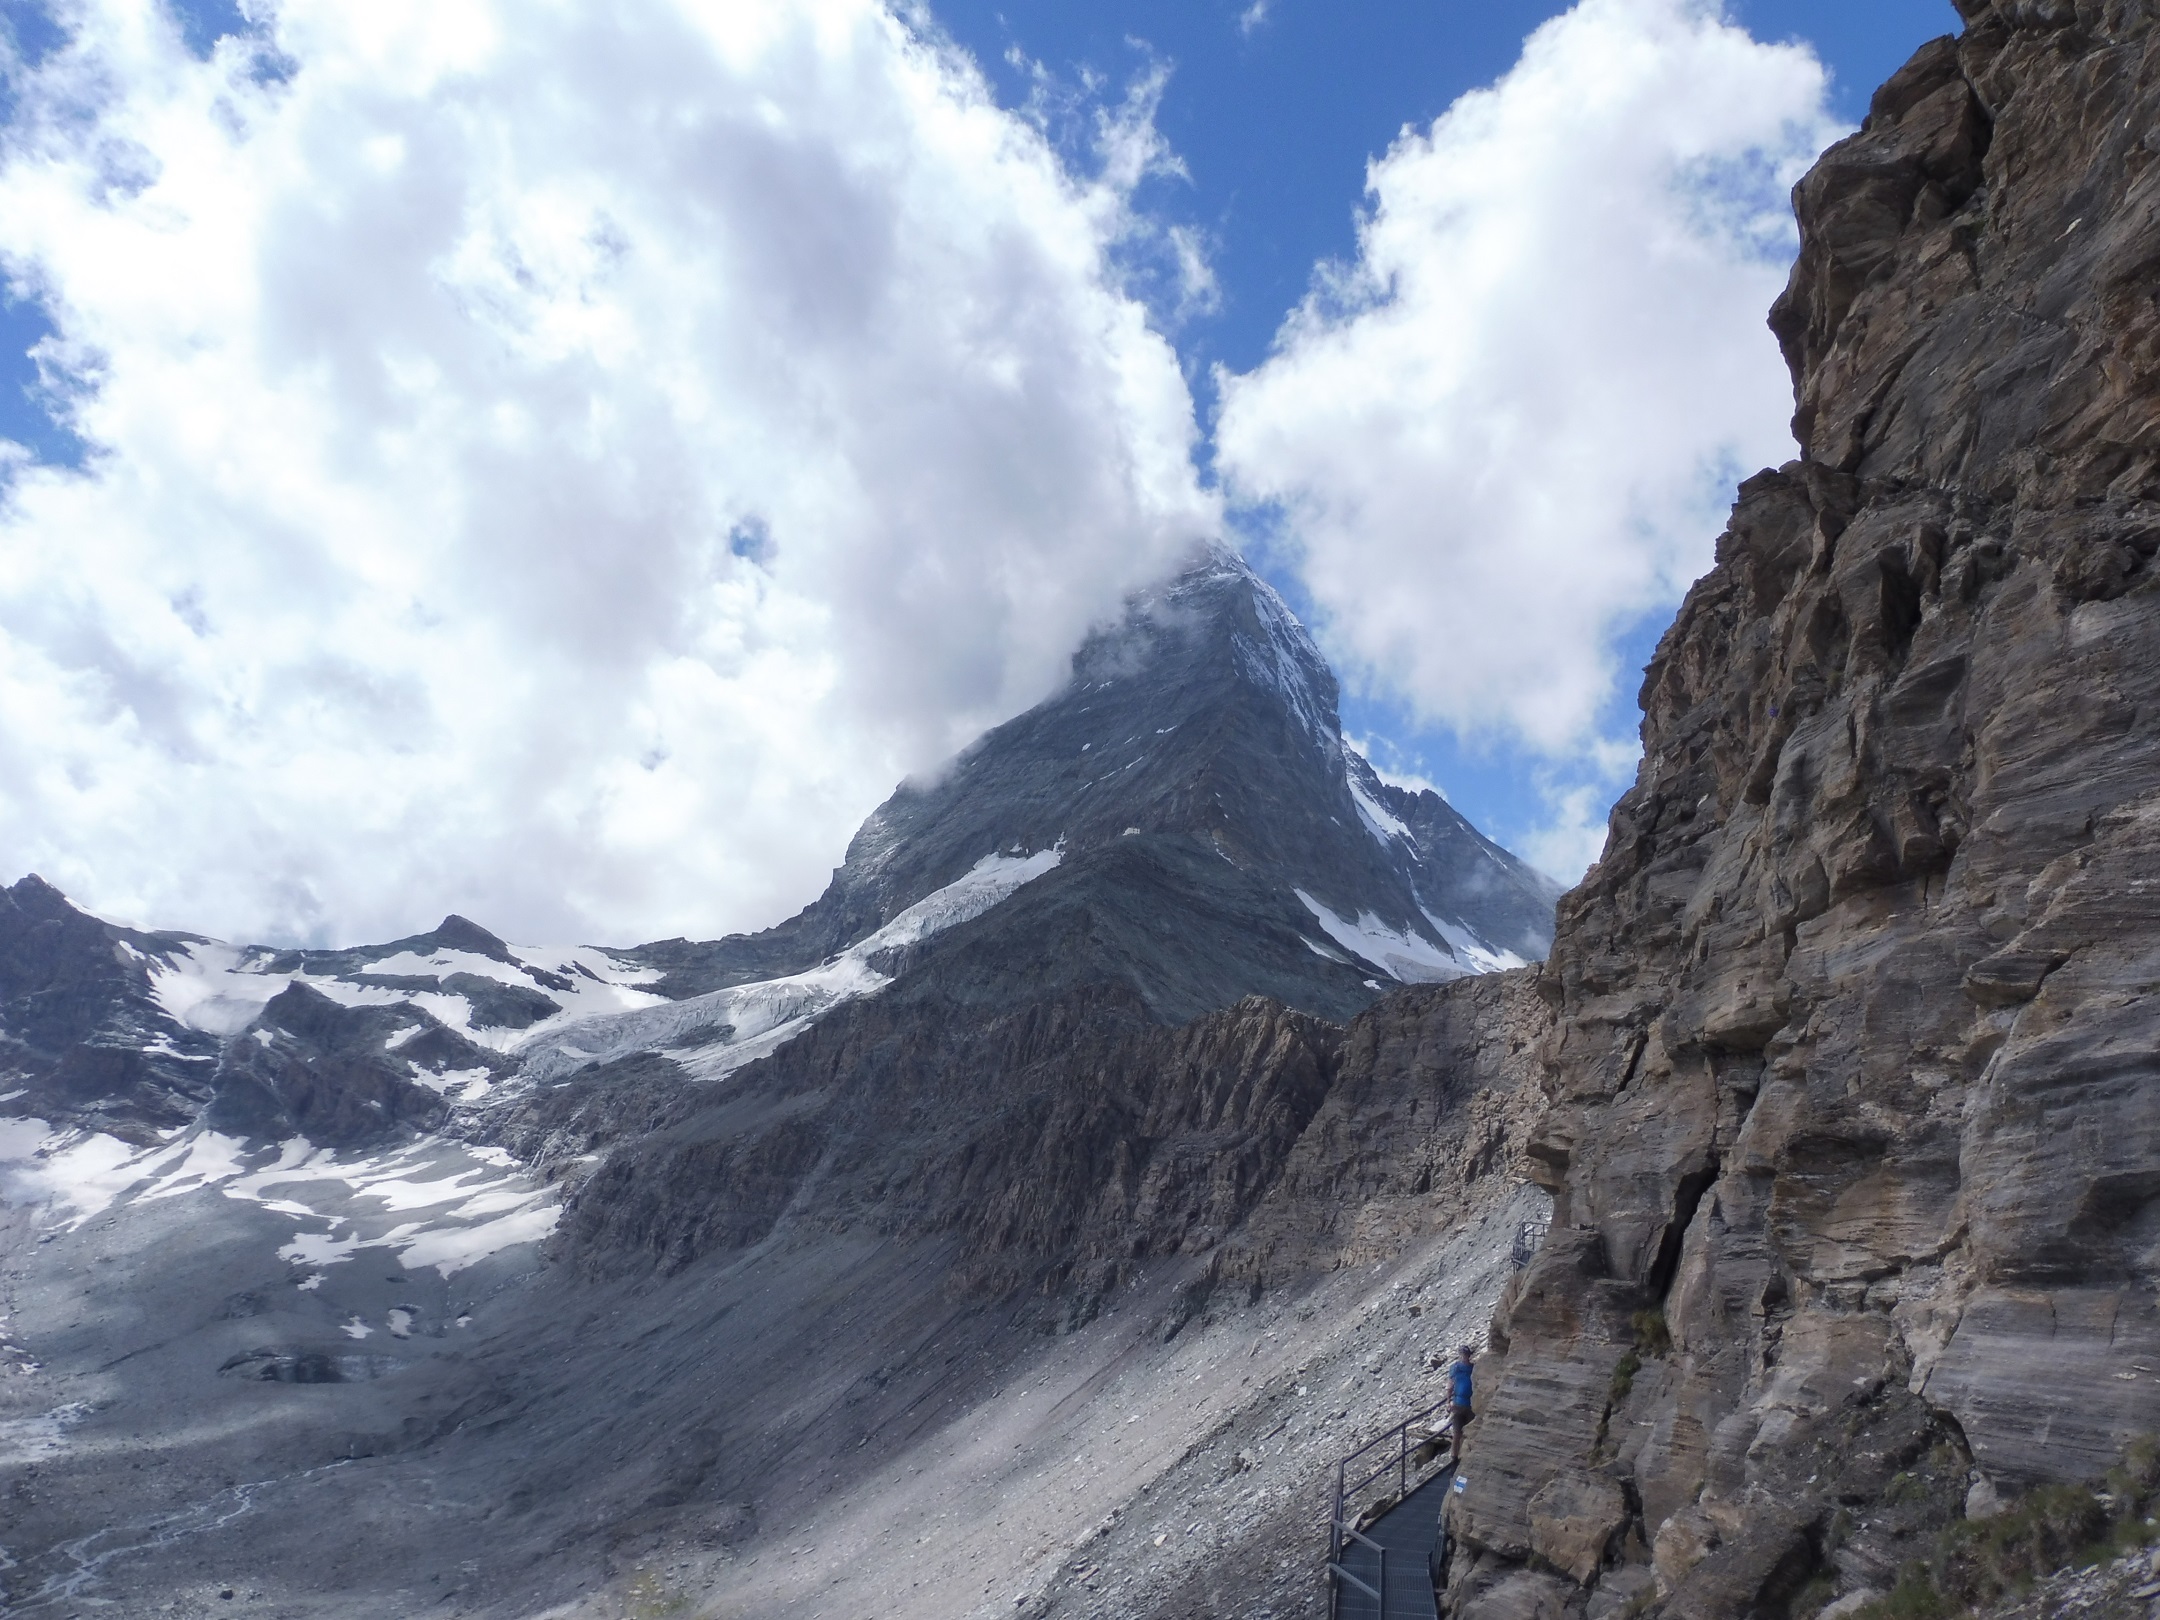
[1216,0,1841,769]
[1520,778,1622,885]
[0,0,1215,946]
[1238,2,1272,38]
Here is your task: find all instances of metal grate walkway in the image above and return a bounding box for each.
[1330,1464,1451,1620]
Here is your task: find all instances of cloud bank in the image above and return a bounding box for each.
[0,0,1212,944]
[1217,0,1841,870]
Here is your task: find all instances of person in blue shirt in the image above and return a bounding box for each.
[1448,1344,1476,1461]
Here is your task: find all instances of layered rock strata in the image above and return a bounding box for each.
[1449,6,2160,1616]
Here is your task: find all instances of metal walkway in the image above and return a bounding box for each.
[1330,1464,1452,1620]
[1325,1395,1458,1620]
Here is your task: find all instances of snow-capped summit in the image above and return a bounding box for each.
[618,542,1559,1019]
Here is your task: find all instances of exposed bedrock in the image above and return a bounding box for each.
[1449,6,2160,1616]
[546,968,1549,1321]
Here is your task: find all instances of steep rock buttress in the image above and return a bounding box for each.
[1448,6,2160,1617]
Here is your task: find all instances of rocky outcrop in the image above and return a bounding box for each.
[0,874,220,1138]
[206,982,494,1149]
[1222,970,1549,1280]
[548,967,1549,1322]
[1449,6,2160,1616]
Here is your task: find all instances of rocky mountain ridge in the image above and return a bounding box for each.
[1443,6,2160,1616]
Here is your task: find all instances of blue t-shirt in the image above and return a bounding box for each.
[1450,1360,1473,1407]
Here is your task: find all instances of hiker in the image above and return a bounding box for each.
[1447,1343,1475,1460]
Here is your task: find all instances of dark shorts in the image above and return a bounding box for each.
[1451,1401,1472,1432]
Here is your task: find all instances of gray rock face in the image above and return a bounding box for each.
[1450,8,2160,1615]
[0,874,223,1138]
[205,983,483,1149]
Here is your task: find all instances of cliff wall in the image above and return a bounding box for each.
[1450,5,2160,1615]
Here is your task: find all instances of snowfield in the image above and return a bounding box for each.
[1293,889,1524,983]
[0,1121,559,1278]
[517,846,1064,1083]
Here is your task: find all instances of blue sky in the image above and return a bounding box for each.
[930,0,1959,382]
[0,0,1963,943]
[922,0,1961,865]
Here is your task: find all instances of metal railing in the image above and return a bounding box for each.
[1326,1395,1453,1620]
[1511,1214,1550,1270]
[1328,1523,1386,1616]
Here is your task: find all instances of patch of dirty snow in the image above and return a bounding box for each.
[0,1123,559,1278]
[0,1403,92,1467]
[147,942,292,1037]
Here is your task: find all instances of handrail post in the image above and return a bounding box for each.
[1321,1460,1339,1563]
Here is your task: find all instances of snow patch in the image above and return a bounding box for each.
[280,1230,365,1267]
[1294,892,1467,984]
[1421,909,1527,974]
[0,1120,559,1278]
[1346,772,1410,845]
[392,1204,560,1274]
[411,1067,493,1101]
[519,846,1064,1085]
[0,1124,162,1230]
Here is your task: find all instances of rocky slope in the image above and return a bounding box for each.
[0,972,1552,1620]
[1445,5,2160,1617]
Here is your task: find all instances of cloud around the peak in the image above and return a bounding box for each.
[0,0,1215,946]
[1216,0,1842,860]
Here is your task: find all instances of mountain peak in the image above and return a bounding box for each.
[1070,544,1339,743]
[428,914,513,960]
[620,545,1557,1018]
